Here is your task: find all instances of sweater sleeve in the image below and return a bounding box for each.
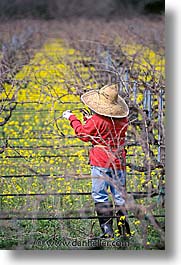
[69,115,98,142]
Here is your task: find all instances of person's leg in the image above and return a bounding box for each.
[110,169,131,236]
[91,166,109,203]
[115,204,131,237]
[110,168,126,206]
[91,166,114,238]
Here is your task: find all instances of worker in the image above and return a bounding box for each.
[62,84,130,238]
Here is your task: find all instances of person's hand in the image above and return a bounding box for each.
[62,110,73,120]
[80,108,92,120]
[84,114,92,120]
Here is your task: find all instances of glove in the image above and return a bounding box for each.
[62,110,73,120]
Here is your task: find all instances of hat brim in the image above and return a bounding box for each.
[81,90,129,118]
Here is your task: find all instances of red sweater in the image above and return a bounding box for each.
[69,114,128,169]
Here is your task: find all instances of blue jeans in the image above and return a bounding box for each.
[91,166,126,206]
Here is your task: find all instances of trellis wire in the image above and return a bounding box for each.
[0,215,165,221]
[0,191,159,198]
[0,172,146,179]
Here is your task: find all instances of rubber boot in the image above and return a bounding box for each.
[95,202,114,238]
[115,205,131,237]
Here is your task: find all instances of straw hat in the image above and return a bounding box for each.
[81,84,129,118]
